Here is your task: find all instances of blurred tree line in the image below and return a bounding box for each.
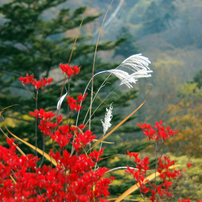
[165,70,202,158]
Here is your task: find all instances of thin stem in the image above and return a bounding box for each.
[59,0,92,99]
[89,0,114,131]
[24,85,35,99]
[105,166,137,173]
[66,79,71,121]
[35,90,38,166]
[83,74,112,125]
[84,85,117,126]
[155,145,158,185]
[75,77,93,126]
[39,133,45,167]
[140,192,146,202]
[76,72,112,127]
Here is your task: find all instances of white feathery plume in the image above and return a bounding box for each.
[75,54,152,125]
[94,53,152,88]
[101,103,113,134]
[57,92,68,110]
[120,53,151,72]
[107,69,137,88]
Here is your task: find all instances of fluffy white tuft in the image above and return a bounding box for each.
[120,53,151,72]
[106,69,137,88]
[101,103,113,134]
[95,54,152,88]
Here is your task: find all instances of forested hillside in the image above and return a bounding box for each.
[67,0,202,128]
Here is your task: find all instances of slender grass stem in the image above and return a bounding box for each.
[39,133,45,167]
[82,74,111,125]
[35,90,38,166]
[66,79,71,121]
[155,144,158,186]
[59,0,92,99]
[84,86,117,126]
[89,0,114,131]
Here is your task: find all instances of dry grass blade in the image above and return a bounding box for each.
[114,165,180,202]
[2,164,17,184]
[92,139,114,144]
[0,127,26,156]
[5,126,58,166]
[0,104,18,117]
[108,199,150,202]
[9,174,17,184]
[0,143,17,184]
[91,86,150,150]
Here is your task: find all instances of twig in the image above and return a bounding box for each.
[89,0,115,131]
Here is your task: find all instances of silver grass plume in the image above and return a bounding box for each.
[101,103,113,134]
[75,54,152,125]
[95,54,152,88]
[57,92,68,110]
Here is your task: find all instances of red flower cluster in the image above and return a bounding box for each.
[67,94,87,112]
[19,73,53,90]
[126,151,181,201]
[0,109,113,201]
[137,120,178,142]
[59,63,81,79]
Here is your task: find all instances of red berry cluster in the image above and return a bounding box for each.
[59,63,81,79]
[19,73,53,90]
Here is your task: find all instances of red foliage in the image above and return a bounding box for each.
[59,63,81,79]
[66,94,87,112]
[9,68,199,201]
[0,139,113,201]
[126,151,182,201]
[19,73,53,90]
[0,109,113,201]
[187,162,193,169]
[137,120,178,142]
